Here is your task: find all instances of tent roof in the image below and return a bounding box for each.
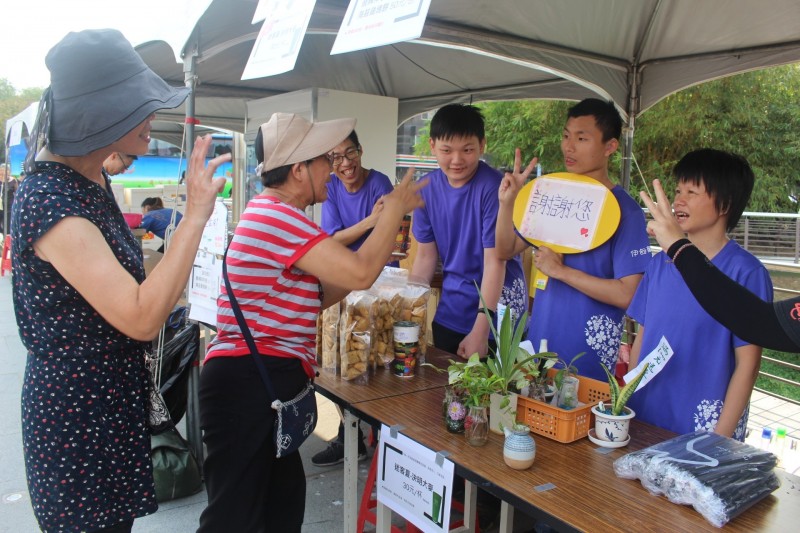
[137,0,800,129]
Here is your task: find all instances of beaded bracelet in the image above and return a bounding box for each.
[669,242,696,263]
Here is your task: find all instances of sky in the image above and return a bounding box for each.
[0,0,211,91]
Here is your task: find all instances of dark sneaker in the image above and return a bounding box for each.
[311,440,367,466]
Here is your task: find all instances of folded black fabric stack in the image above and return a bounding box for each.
[614,431,780,527]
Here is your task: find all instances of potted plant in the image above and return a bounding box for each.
[591,362,649,443]
[424,354,500,446]
[552,352,585,409]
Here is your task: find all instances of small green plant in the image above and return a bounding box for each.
[424,354,501,408]
[599,362,649,416]
[553,351,585,392]
[476,283,556,398]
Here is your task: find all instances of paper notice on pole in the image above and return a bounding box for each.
[377,424,454,533]
[331,0,432,55]
[188,201,228,324]
[241,0,316,80]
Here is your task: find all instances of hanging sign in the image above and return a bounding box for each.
[331,0,432,55]
[241,0,317,80]
[377,424,455,533]
[188,200,228,324]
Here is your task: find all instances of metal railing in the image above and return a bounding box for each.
[730,212,800,263]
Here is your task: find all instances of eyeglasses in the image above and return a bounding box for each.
[330,147,362,167]
[117,153,131,171]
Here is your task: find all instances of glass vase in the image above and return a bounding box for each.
[442,386,467,433]
[464,405,489,446]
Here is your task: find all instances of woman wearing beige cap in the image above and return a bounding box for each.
[198,112,426,532]
[12,29,228,532]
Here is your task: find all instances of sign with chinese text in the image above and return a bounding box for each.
[624,336,675,391]
[188,201,227,324]
[331,0,432,55]
[377,424,455,533]
[512,172,621,254]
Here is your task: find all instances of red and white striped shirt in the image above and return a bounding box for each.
[206,196,328,378]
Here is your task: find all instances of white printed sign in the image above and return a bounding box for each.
[188,201,228,324]
[331,0,432,55]
[518,177,608,251]
[377,424,455,533]
[623,336,674,391]
[241,0,316,80]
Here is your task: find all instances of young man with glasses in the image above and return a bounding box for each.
[103,152,137,176]
[313,130,396,467]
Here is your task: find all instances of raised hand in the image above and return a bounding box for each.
[499,148,538,206]
[639,179,685,251]
[385,167,428,214]
[183,135,230,224]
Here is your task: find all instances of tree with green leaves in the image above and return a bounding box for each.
[0,78,44,163]
[412,64,800,214]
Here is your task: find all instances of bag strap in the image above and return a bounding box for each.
[222,245,280,405]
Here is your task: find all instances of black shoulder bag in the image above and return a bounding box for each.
[222,248,318,458]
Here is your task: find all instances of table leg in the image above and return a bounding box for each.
[343,409,359,532]
[499,500,514,533]
[376,501,392,533]
[462,480,478,532]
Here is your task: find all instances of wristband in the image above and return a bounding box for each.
[477,307,496,319]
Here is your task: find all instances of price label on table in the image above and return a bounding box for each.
[376,424,455,533]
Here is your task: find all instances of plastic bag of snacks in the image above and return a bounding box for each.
[319,301,341,373]
[368,268,409,368]
[397,282,430,363]
[340,291,377,383]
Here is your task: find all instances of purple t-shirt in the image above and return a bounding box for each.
[627,241,772,439]
[412,161,527,335]
[321,169,394,250]
[527,186,651,380]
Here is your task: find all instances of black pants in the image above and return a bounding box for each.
[432,321,497,356]
[198,356,308,533]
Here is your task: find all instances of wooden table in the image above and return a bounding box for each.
[314,347,453,531]
[353,387,800,532]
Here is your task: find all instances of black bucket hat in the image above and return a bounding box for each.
[40,28,189,157]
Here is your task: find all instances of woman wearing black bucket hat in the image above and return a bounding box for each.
[11,29,228,532]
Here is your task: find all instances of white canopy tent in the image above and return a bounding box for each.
[135,0,800,187]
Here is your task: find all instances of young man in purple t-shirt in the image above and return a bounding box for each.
[313,130,396,467]
[411,104,528,359]
[496,99,651,381]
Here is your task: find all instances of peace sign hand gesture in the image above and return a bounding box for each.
[498,148,537,207]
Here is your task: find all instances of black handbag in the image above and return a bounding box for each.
[222,247,318,458]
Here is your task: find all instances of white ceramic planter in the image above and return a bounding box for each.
[591,403,635,442]
[489,392,518,434]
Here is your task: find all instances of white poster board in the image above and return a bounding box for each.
[518,176,608,251]
[331,0,432,55]
[377,424,455,533]
[241,0,317,80]
[188,201,228,324]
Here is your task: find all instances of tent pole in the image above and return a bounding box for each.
[622,66,641,191]
[181,48,205,467]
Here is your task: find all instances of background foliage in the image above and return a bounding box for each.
[414,64,800,214]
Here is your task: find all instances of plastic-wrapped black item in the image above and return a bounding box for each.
[614,431,780,527]
[156,322,200,424]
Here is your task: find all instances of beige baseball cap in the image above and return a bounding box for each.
[259,113,356,172]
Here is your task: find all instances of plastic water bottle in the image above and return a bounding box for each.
[538,339,548,353]
[761,427,773,452]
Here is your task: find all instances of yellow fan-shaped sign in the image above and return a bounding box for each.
[512,172,621,254]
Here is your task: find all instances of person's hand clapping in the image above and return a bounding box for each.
[499,148,537,206]
[639,179,685,251]
[183,135,230,225]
